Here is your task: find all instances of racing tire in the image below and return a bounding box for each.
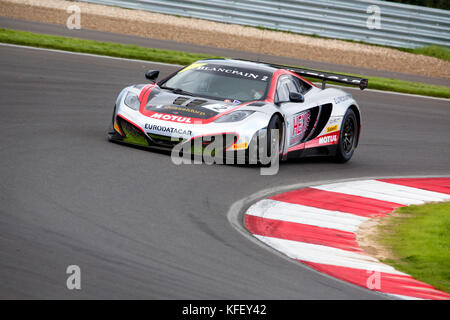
[334,108,358,163]
[266,114,284,159]
[247,114,284,165]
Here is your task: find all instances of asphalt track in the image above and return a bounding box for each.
[0,44,449,299]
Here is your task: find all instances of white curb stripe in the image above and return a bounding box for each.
[314,179,450,205]
[254,235,407,275]
[246,199,368,233]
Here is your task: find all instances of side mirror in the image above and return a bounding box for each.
[145,70,160,82]
[289,91,304,103]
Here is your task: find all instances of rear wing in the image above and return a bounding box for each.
[268,62,368,90]
[235,58,368,90]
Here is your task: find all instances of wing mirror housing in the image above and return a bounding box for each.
[145,70,160,82]
[289,91,304,103]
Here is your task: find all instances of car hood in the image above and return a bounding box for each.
[142,86,244,120]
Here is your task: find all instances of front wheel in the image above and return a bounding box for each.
[334,109,358,163]
[246,114,284,165]
[266,114,284,158]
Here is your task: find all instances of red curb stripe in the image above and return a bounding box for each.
[378,178,450,195]
[246,178,450,299]
[245,214,363,252]
[270,187,404,217]
[300,261,450,300]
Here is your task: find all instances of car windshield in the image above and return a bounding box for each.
[160,63,272,102]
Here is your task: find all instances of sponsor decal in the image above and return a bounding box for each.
[145,124,192,136]
[163,105,206,116]
[302,71,361,85]
[194,64,271,82]
[150,113,193,123]
[319,134,338,144]
[178,62,207,73]
[197,66,266,80]
[146,103,218,120]
[210,103,235,112]
[328,117,340,124]
[290,111,310,146]
[326,124,338,133]
[231,142,248,150]
[334,94,352,104]
[292,112,310,136]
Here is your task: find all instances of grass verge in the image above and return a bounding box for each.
[0,28,449,99]
[377,202,450,293]
[0,28,219,65]
[400,45,450,63]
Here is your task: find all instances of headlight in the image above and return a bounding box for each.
[215,110,254,123]
[123,92,140,110]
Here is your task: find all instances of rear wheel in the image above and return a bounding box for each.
[334,109,358,163]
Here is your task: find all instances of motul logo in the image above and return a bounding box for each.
[151,113,192,123]
[319,135,337,144]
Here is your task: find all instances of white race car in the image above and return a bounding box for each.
[108,59,367,163]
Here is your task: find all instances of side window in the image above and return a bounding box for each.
[275,75,300,103]
[285,78,300,94]
[292,76,312,94]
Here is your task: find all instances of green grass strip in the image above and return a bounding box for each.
[0,27,219,65]
[0,28,449,98]
[400,45,450,62]
[378,202,450,293]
